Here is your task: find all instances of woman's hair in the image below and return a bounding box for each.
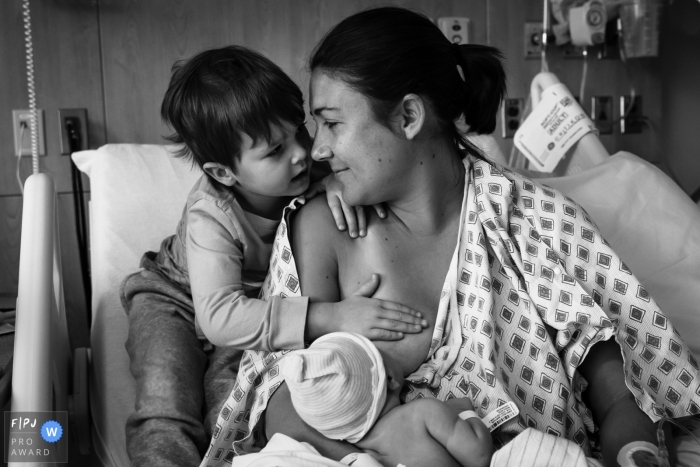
[310,7,506,159]
[161,45,305,169]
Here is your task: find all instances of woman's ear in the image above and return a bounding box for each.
[202,162,237,186]
[398,93,426,140]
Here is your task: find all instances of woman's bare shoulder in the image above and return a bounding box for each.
[290,196,344,247]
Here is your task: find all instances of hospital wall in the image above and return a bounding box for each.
[0,0,698,350]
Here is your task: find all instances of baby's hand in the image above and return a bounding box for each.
[305,174,386,238]
[333,274,428,340]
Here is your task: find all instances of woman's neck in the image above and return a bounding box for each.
[385,138,466,237]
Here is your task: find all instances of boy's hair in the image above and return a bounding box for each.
[161,45,305,169]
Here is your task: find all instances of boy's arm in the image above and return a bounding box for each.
[187,199,308,351]
[423,401,493,467]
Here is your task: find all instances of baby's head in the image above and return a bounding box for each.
[161,45,312,198]
[281,332,402,443]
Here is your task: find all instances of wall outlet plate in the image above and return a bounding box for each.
[501,98,525,139]
[524,22,544,58]
[620,95,643,134]
[592,96,613,135]
[58,108,89,155]
[437,17,470,44]
[12,109,46,157]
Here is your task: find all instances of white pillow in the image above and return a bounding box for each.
[542,152,700,354]
[72,144,200,467]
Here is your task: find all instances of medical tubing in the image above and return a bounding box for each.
[16,124,26,195]
[541,0,550,73]
[508,96,532,170]
[656,415,700,467]
[22,0,39,175]
[579,48,588,106]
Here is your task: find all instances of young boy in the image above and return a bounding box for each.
[282,332,494,467]
[120,46,428,467]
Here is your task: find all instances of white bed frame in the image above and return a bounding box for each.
[10,173,91,467]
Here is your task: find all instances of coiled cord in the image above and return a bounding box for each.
[22,0,39,175]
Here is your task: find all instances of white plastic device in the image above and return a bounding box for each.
[437,17,470,44]
[569,0,607,46]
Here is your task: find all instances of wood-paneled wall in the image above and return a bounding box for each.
[98,0,487,143]
[0,0,675,350]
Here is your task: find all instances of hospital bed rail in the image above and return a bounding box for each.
[9,173,91,466]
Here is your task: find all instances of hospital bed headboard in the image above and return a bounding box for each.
[8,140,684,466]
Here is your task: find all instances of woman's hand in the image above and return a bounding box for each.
[306,274,428,342]
[304,174,386,238]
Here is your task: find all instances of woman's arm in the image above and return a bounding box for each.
[291,196,344,302]
[264,198,362,461]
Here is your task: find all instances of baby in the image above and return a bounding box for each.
[281,332,493,467]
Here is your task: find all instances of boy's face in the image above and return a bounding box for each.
[234,120,312,198]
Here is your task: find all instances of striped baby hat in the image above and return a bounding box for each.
[281,332,388,443]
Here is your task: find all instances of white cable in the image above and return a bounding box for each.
[22,0,39,175]
[579,47,588,107]
[16,124,26,196]
[508,96,532,170]
[541,0,550,73]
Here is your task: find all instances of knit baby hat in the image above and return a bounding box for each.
[281,332,387,443]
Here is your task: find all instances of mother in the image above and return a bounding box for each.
[204,7,698,466]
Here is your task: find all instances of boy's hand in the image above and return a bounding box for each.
[331,274,428,341]
[304,174,386,238]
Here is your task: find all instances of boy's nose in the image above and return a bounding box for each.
[290,139,309,164]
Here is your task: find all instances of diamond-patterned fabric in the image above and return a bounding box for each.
[200,157,700,467]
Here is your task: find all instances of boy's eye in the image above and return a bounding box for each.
[324,121,338,129]
[267,145,281,157]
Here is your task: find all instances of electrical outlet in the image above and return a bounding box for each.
[524,22,544,58]
[58,109,89,154]
[12,109,46,157]
[501,98,524,139]
[437,17,470,44]
[620,95,643,134]
[592,96,613,135]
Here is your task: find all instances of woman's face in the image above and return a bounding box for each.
[309,71,410,207]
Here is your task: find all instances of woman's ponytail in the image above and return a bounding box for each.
[454,44,506,135]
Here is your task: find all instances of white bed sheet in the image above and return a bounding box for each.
[73,144,700,466]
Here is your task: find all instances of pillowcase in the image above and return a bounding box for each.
[72,144,200,467]
[541,152,700,354]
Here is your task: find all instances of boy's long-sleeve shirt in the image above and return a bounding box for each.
[148,174,309,351]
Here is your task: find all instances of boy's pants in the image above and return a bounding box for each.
[122,269,242,467]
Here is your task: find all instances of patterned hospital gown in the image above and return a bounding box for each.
[200,156,700,466]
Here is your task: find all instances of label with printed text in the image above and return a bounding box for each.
[514,83,597,173]
[482,401,519,432]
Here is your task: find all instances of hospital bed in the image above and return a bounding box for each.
[10,134,700,466]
